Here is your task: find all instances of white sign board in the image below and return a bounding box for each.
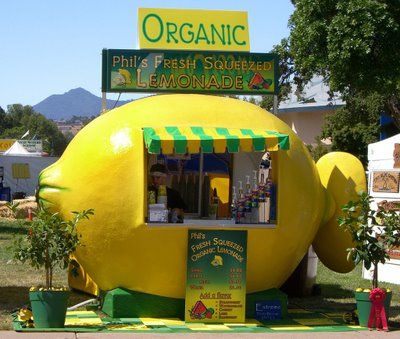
[19,140,43,153]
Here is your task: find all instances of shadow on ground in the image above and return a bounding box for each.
[289,283,400,329]
[0,286,92,330]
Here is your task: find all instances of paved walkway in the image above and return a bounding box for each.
[1,330,400,338]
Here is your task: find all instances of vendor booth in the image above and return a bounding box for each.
[37,7,366,325]
[364,134,400,284]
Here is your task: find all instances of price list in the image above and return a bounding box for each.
[185,230,247,322]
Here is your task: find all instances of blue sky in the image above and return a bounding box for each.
[0,0,294,109]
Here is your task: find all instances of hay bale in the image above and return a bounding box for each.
[0,197,37,219]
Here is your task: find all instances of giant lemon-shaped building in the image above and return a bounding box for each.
[38,94,365,300]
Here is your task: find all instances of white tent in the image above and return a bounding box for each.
[4,141,31,155]
[0,144,59,197]
[368,133,400,170]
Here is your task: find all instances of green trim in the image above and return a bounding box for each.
[101,288,288,320]
[143,127,161,154]
[143,127,290,154]
[215,127,239,152]
[279,135,290,150]
[264,130,290,150]
[240,129,265,151]
[190,127,214,153]
[102,288,184,318]
[165,127,187,154]
[102,49,108,92]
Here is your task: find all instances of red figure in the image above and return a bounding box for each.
[368,288,389,331]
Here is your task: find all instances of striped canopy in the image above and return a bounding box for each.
[143,127,289,154]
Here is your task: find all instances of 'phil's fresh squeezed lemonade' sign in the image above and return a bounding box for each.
[102,49,278,95]
[186,230,247,323]
[138,8,249,51]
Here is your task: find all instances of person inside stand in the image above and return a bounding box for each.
[149,163,186,223]
[259,152,271,181]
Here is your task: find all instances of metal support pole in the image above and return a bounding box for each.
[101,92,107,114]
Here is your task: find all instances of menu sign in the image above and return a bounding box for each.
[185,230,247,323]
[372,171,400,193]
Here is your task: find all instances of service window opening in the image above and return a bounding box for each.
[146,151,277,225]
[142,126,287,226]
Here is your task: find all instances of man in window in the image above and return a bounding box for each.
[149,163,186,223]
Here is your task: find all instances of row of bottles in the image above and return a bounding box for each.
[231,170,276,224]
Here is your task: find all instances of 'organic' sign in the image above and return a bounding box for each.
[138,8,249,52]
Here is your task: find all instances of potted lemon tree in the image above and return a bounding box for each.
[339,191,400,328]
[14,204,93,328]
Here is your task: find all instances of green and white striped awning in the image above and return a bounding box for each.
[143,127,289,154]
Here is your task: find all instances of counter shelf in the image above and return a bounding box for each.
[146,219,276,228]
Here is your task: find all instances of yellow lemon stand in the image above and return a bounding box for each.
[39,94,366,318]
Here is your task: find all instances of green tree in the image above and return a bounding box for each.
[1,104,68,156]
[320,92,381,165]
[253,38,302,111]
[289,0,400,126]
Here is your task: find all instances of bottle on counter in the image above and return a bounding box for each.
[157,184,168,207]
[244,175,252,223]
[257,173,270,223]
[231,186,238,223]
[148,186,157,205]
[251,170,259,223]
[237,180,244,224]
[268,179,277,223]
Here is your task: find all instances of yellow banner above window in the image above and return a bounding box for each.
[138,8,250,52]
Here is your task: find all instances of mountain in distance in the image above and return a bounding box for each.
[33,87,131,120]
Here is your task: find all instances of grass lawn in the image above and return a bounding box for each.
[1,219,399,330]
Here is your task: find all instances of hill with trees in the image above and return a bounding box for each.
[33,87,130,120]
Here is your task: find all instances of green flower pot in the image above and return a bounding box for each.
[354,290,392,327]
[29,290,69,328]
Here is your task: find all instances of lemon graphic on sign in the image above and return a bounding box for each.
[118,68,132,85]
[211,255,223,267]
[38,94,366,299]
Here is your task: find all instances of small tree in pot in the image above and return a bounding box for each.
[338,191,400,328]
[14,204,94,328]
